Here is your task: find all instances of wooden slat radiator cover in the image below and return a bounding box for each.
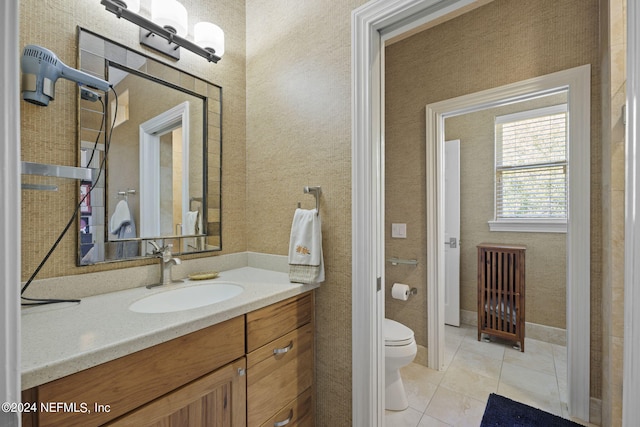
[477,243,526,352]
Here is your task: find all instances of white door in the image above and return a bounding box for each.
[444,139,461,326]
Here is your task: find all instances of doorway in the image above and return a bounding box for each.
[424,68,590,380]
[352,0,594,424]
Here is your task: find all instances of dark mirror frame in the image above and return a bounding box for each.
[76,27,222,266]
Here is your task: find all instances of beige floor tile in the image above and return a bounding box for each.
[499,361,560,399]
[417,414,453,427]
[440,364,498,402]
[445,326,468,340]
[459,334,506,360]
[503,343,556,376]
[523,337,554,356]
[449,347,503,379]
[496,384,563,417]
[401,362,445,386]
[552,343,568,362]
[385,406,424,427]
[424,387,485,427]
[402,371,438,412]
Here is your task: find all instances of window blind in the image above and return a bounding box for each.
[495,105,567,220]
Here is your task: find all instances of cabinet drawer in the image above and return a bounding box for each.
[33,316,245,427]
[260,388,314,427]
[247,323,314,426]
[246,293,313,352]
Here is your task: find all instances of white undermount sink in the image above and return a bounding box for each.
[129,282,243,313]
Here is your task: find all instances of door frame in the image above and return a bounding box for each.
[1,0,21,425]
[624,0,640,424]
[139,102,190,240]
[424,66,591,420]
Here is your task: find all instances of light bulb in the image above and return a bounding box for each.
[124,0,140,13]
[152,0,188,37]
[194,22,225,58]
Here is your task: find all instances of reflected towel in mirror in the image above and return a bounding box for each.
[110,200,131,234]
[184,210,200,235]
[110,200,138,258]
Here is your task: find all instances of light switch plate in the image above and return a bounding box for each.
[391,223,407,238]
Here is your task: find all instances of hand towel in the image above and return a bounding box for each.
[288,208,324,284]
[109,200,131,234]
[183,210,202,251]
[184,210,200,235]
[109,200,138,258]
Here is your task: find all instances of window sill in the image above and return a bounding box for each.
[488,220,567,233]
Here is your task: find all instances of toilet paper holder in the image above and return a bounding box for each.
[391,283,418,300]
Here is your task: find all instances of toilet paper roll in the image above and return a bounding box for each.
[391,283,411,301]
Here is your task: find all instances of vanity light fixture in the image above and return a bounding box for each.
[101,0,224,63]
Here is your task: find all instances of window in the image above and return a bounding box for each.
[489,104,568,233]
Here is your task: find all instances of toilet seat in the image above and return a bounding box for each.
[384,318,415,347]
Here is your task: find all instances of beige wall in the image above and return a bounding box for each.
[385,0,602,398]
[444,95,567,329]
[245,1,367,423]
[601,0,626,425]
[19,0,246,280]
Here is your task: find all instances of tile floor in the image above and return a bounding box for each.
[385,324,593,427]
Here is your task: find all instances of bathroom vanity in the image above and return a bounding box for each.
[20,267,316,427]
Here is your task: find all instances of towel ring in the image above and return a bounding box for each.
[302,186,321,215]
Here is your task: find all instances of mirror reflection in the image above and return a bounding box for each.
[77,28,221,265]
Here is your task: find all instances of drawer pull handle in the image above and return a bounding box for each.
[273,341,294,355]
[274,410,293,427]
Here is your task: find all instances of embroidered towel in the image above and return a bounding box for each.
[288,208,325,284]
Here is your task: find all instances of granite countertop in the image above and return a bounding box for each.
[21,266,318,390]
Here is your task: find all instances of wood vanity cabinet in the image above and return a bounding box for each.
[21,291,315,427]
[246,293,315,427]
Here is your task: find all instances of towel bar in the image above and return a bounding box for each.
[387,257,418,266]
[117,189,136,202]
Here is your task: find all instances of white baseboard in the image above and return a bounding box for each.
[460,309,567,346]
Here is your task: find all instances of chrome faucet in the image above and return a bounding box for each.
[147,242,182,288]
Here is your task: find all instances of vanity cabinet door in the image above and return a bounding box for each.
[106,358,246,427]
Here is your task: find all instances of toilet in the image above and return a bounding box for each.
[384,318,417,411]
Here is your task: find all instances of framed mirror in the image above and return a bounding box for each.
[77,28,221,265]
